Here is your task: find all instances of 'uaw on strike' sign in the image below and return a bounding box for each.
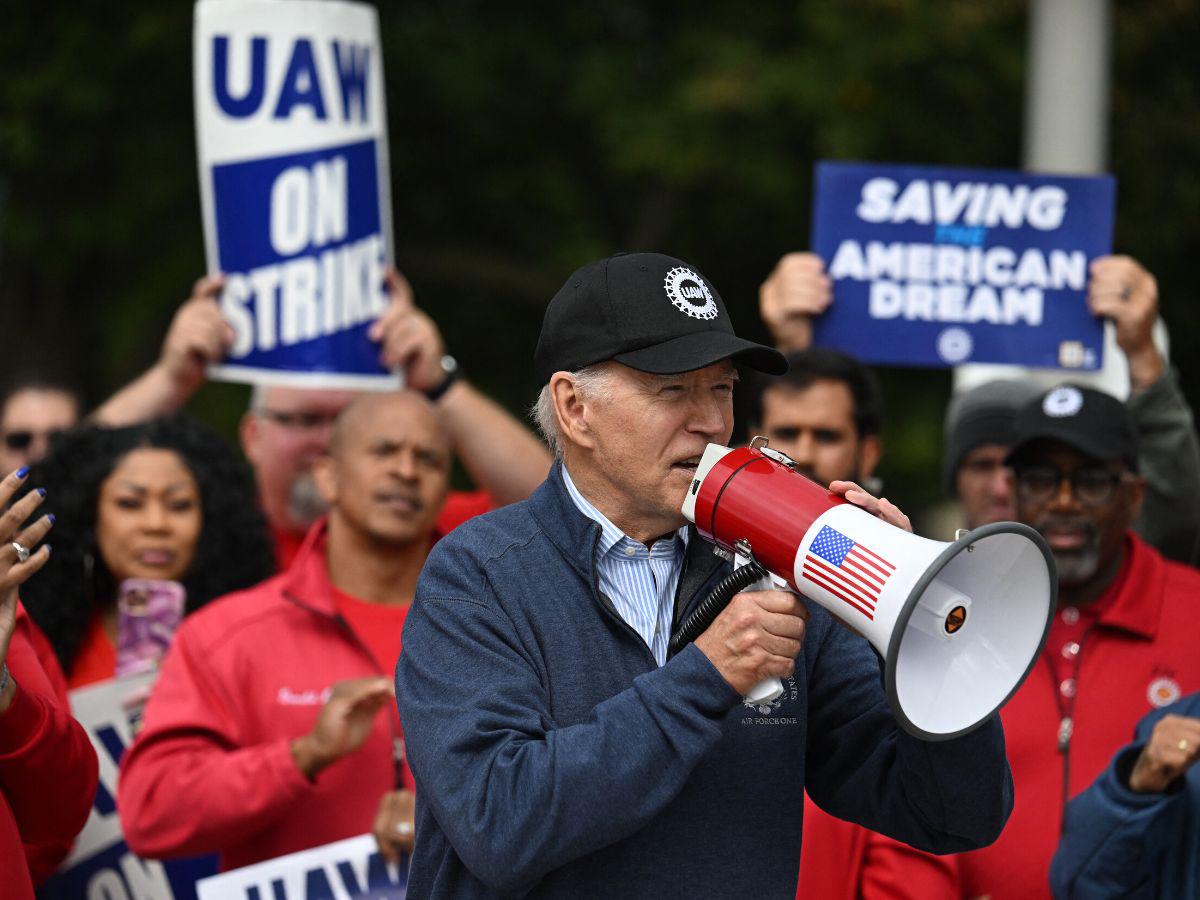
[194,0,397,388]
[810,161,1116,370]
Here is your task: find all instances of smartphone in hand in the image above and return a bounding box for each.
[116,579,186,678]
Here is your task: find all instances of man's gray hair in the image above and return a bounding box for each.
[531,363,615,458]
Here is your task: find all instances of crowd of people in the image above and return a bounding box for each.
[2,245,1198,899]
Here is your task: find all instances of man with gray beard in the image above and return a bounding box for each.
[875,383,1200,900]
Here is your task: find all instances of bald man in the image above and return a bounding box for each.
[118,391,447,871]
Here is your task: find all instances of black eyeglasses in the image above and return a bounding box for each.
[256,408,340,431]
[2,429,64,452]
[1013,464,1128,506]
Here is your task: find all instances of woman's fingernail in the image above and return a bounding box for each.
[47,513,56,524]
[45,545,51,556]
[36,487,46,497]
[15,466,29,479]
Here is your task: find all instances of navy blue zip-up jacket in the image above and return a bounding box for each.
[1050,693,1200,899]
[396,465,1014,898]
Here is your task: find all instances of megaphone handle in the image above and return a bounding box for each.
[736,556,787,705]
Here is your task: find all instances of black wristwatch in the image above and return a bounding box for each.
[424,355,461,403]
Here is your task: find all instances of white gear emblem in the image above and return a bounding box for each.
[1043,386,1084,418]
[1148,676,1182,708]
[664,267,718,320]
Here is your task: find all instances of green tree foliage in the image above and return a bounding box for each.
[1,0,1197,518]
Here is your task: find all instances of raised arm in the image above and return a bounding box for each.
[802,615,1013,854]
[0,470,97,870]
[91,275,233,426]
[758,252,832,352]
[1050,707,1200,899]
[369,269,550,505]
[1089,255,1200,564]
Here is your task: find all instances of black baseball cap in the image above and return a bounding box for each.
[1005,384,1138,470]
[534,252,788,384]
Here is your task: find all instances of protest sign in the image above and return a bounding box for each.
[810,161,1116,370]
[195,834,407,900]
[37,674,217,900]
[194,0,398,388]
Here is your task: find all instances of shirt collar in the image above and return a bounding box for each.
[560,465,689,558]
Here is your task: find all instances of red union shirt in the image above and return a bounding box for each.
[866,533,1200,900]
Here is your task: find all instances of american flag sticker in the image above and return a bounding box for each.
[802,525,895,620]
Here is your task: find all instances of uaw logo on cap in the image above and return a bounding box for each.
[1043,386,1084,418]
[664,267,719,321]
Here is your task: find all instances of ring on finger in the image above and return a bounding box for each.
[10,542,31,563]
[395,821,414,836]
[1179,738,1190,753]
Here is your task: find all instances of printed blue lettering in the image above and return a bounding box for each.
[213,36,268,118]
[274,39,327,120]
[304,867,336,900]
[332,42,370,122]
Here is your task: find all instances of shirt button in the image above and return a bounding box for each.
[624,545,637,556]
[1061,607,1080,625]
[1062,642,1080,659]
[1060,678,1076,698]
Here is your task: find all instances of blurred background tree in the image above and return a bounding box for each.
[1,0,1197,524]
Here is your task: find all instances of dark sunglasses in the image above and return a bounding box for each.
[1013,464,1129,506]
[2,429,64,452]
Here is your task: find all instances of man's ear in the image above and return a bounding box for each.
[550,372,598,452]
[239,411,261,465]
[312,455,338,505]
[857,435,883,482]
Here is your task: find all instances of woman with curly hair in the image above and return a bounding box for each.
[20,416,275,687]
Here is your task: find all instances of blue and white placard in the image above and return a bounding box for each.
[194,0,398,388]
[37,674,217,900]
[810,161,1116,370]
[195,834,407,900]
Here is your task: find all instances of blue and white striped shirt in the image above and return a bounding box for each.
[562,466,688,666]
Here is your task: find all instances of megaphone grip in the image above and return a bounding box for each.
[668,560,769,657]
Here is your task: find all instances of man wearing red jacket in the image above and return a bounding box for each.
[1,467,98,898]
[117,390,450,871]
[867,384,1200,899]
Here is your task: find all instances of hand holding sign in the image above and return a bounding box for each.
[0,468,53,711]
[372,788,416,862]
[758,252,832,352]
[1087,255,1164,390]
[368,267,447,391]
[290,676,393,780]
[160,275,238,395]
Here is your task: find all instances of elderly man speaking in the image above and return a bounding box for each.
[396,252,1014,898]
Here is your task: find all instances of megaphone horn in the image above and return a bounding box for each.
[679,439,1056,741]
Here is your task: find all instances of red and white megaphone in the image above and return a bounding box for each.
[680,439,1056,740]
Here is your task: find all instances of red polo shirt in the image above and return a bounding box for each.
[272,490,492,570]
[858,532,1200,900]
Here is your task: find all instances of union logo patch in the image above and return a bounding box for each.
[664,267,719,320]
[1147,676,1182,708]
